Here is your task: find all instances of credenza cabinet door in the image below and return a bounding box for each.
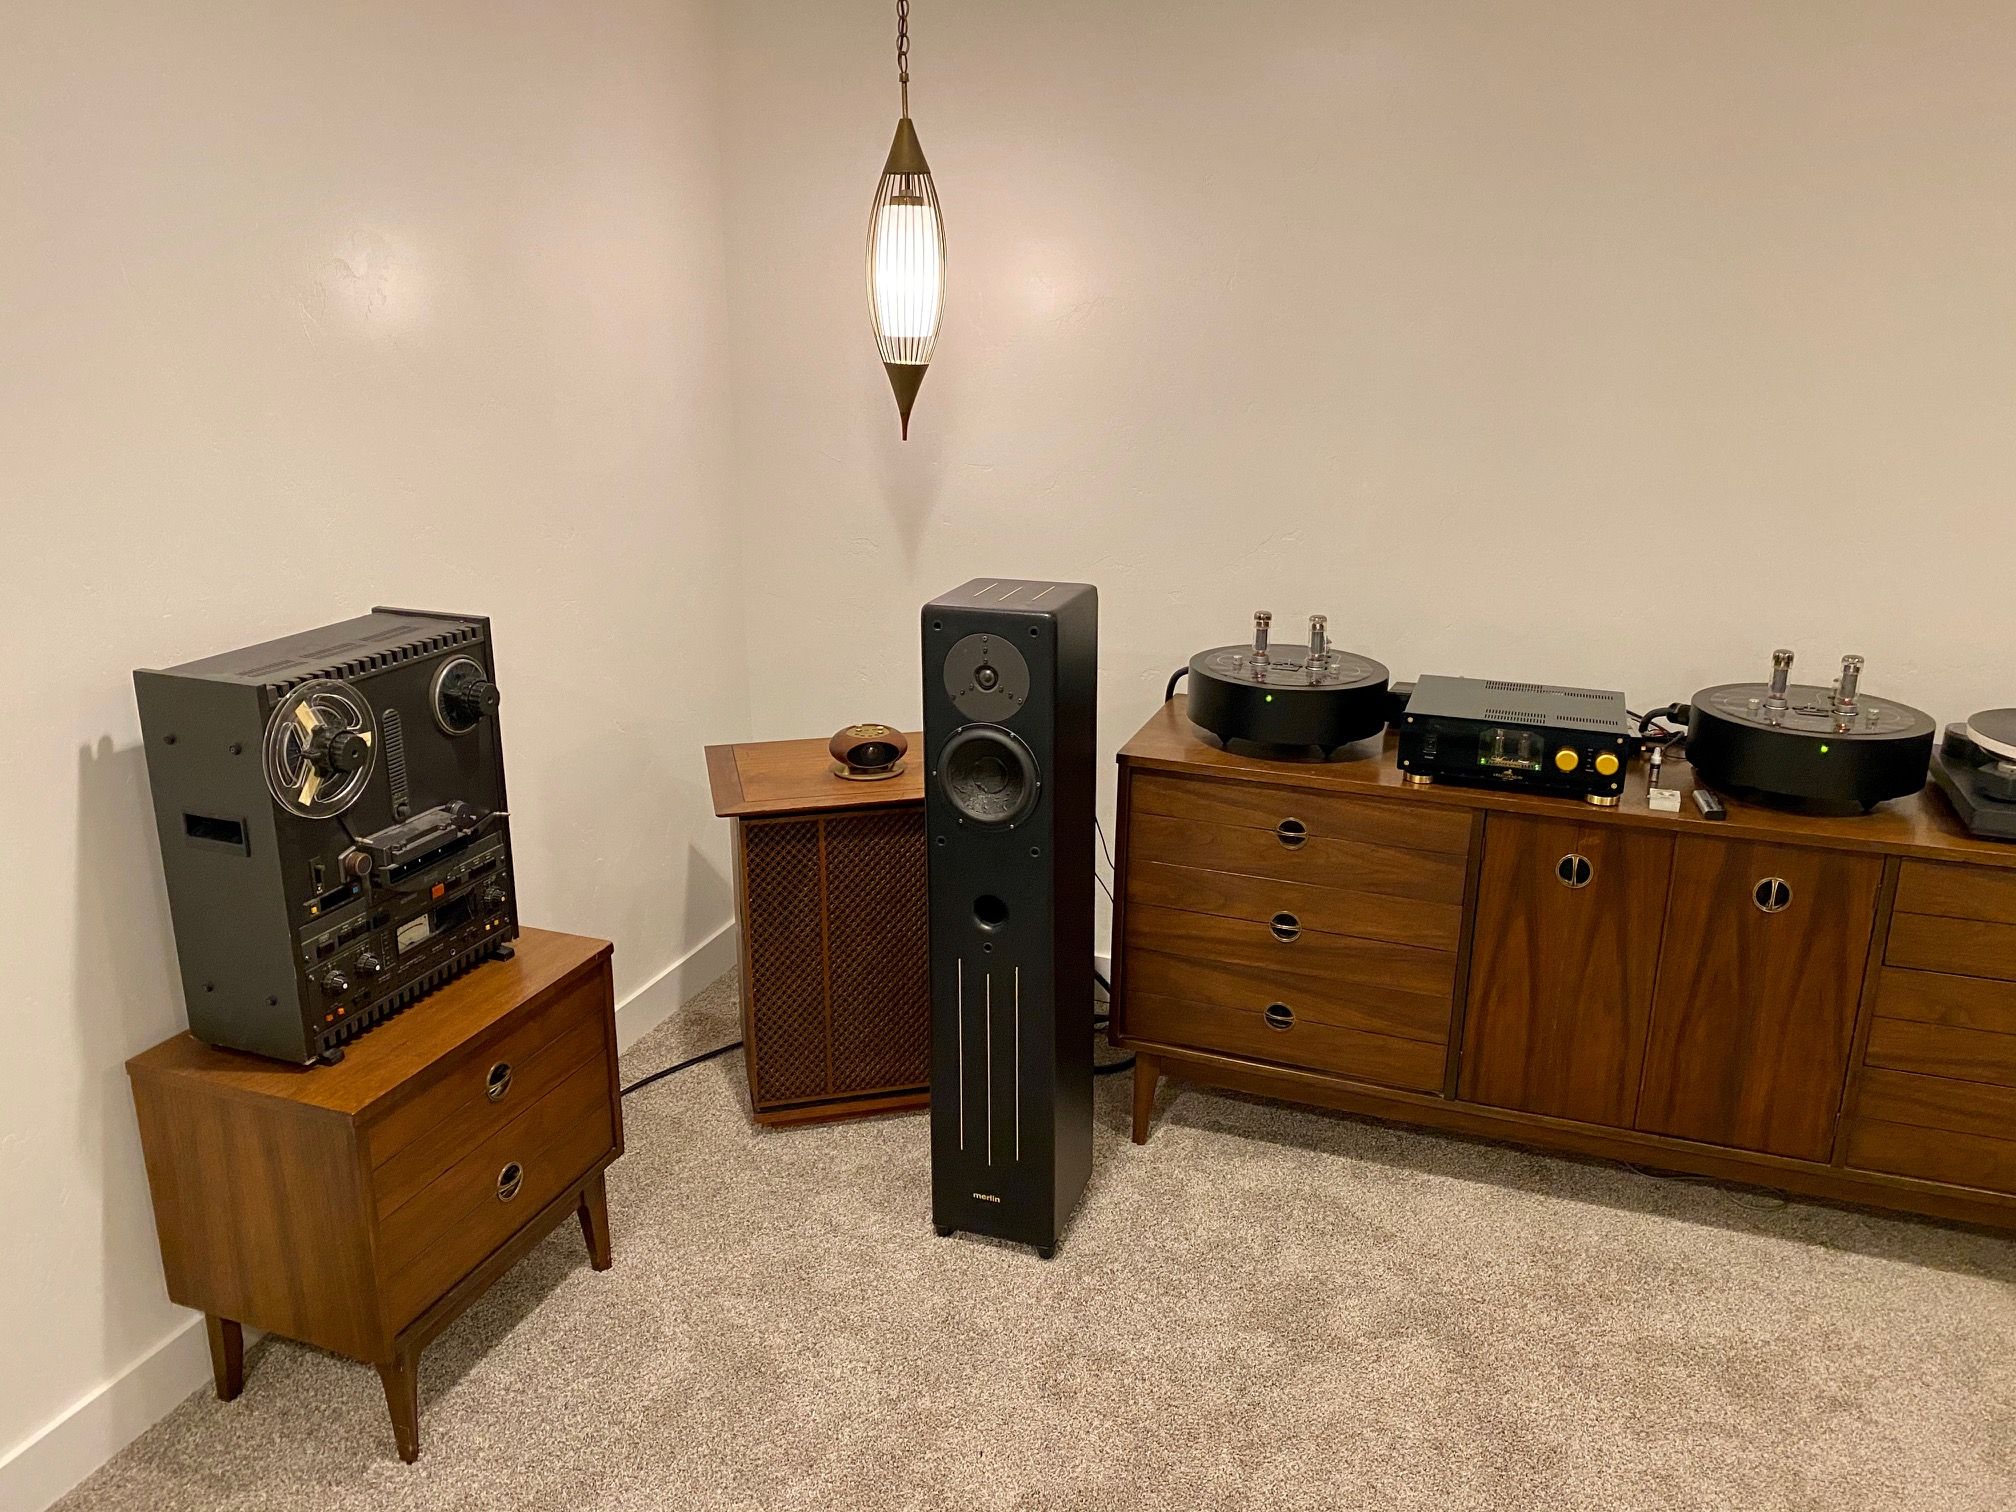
[1635,838,1882,1162]
[1459,815,1674,1127]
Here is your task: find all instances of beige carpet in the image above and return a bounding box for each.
[59,971,2016,1511]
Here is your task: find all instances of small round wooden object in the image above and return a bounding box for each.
[830,723,908,781]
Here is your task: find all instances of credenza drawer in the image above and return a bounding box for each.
[1128,990,1445,1094]
[1126,947,1451,1044]
[1125,859,1463,951]
[1886,913,2016,983]
[378,1054,614,1328]
[1864,1015,2016,1088]
[1131,813,1466,905]
[1895,861,2016,927]
[1841,1117,2016,1196]
[1871,967,2016,1035]
[1130,773,1472,857]
[1126,902,1456,1002]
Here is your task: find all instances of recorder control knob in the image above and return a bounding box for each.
[320,968,351,995]
[444,677,501,725]
[340,847,374,881]
[355,951,384,977]
[482,883,508,909]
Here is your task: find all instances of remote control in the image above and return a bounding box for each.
[1692,787,1727,821]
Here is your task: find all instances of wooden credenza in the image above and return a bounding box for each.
[127,928,620,1462]
[1112,699,2016,1231]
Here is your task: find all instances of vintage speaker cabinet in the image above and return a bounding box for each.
[1111,697,2016,1232]
[706,734,931,1125]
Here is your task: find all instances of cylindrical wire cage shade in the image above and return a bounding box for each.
[869,178,944,362]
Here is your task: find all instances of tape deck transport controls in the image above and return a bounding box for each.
[134,608,518,1063]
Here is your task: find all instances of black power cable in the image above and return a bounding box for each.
[1091,967,1133,1076]
[621,1039,742,1098]
[1164,666,1188,702]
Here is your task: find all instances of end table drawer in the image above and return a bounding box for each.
[371,989,609,1221]
[366,973,607,1185]
[378,1055,614,1328]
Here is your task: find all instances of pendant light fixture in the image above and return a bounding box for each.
[866,0,945,439]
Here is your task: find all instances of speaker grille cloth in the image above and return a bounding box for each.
[743,819,828,1103]
[825,809,930,1095]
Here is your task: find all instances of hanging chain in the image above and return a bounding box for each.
[897,0,910,116]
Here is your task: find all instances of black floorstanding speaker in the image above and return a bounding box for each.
[923,578,1098,1258]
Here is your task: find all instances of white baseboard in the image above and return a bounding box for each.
[0,922,740,1512]
[614,918,739,1053]
[0,1316,217,1512]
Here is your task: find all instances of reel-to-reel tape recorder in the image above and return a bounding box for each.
[135,608,517,1063]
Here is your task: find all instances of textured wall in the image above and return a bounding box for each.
[0,2,742,1501]
[720,0,2016,880]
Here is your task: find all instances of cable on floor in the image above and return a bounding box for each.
[621,1039,743,1097]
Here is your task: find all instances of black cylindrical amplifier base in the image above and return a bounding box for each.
[1687,689,1934,811]
[1185,646,1389,754]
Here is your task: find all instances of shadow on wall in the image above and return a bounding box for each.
[74,737,189,1381]
[683,840,733,966]
[875,424,941,570]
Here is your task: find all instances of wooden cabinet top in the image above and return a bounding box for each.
[126,927,613,1116]
[1121,697,2016,871]
[706,732,923,818]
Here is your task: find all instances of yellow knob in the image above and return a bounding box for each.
[1594,751,1621,777]
[1554,748,1581,773]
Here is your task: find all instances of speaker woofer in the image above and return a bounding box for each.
[939,725,1040,828]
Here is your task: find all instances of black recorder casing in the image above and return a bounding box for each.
[922,579,1097,1257]
[134,608,517,1064]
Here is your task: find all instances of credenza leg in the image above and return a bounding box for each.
[377,1343,422,1464]
[577,1168,613,1271]
[204,1315,243,1402]
[1131,1054,1160,1145]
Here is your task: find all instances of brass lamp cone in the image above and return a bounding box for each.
[884,362,927,439]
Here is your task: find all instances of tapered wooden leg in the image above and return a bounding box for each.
[1131,1054,1160,1145]
[204,1315,243,1402]
[577,1168,613,1271]
[377,1343,421,1464]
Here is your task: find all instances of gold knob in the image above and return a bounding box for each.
[1594,751,1621,777]
[1554,748,1581,773]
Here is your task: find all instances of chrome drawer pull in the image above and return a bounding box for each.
[1276,818,1308,849]
[496,1162,524,1202]
[1754,877,1793,913]
[1263,1002,1295,1031]
[1270,911,1302,942]
[486,1061,513,1102]
[1557,853,1594,889]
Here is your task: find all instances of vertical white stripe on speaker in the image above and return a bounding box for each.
[985,972,994,1167]
[956,958,965,1153]
[1014,966,1022,1161]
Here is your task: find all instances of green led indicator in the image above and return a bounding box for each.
[1820,743,1831,754]
[1265,694,1274,703]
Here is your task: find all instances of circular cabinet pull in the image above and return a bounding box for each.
[1754,877,1794,914]
[1263,1002,1295,1031]
[496,1162,525,1202]
[1269,911,1302,942]
[1275,818,1308,849]
[486,1061,513,1102]
[1556,853,1594,889]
